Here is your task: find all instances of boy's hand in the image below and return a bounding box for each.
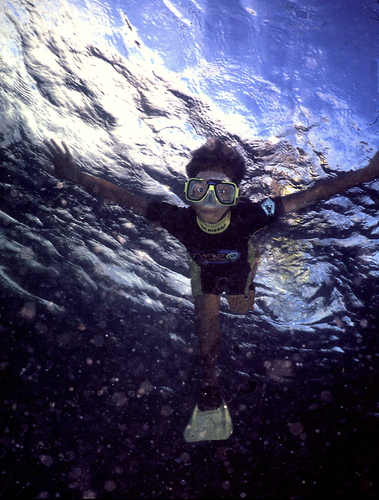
[45,139,80,182]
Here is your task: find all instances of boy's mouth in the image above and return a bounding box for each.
[195,206,230,222]
[197,208,224,217]
[197,208,218,213]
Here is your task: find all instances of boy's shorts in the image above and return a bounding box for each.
[188,255,255,313]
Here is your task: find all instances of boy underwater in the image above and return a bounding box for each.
[47,137,379,441]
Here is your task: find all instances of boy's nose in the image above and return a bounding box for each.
[202,189,218,207]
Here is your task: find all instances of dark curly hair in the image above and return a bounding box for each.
[186,138,246,185]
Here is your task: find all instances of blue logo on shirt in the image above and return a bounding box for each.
[261,198,275,216]
[193,249,241,265]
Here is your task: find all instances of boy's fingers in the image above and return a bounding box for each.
[49,138,60,151]
[45,139,74,161]
[44,142,60,163]
[44,140,60,159]
[61,140,70,156]
[44,139,54,153]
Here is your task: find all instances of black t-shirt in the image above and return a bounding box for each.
[146,197,284,295]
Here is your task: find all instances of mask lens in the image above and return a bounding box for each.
[186,179,208,201]
[215,182,236,205]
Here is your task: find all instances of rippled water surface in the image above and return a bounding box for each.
[1,0,379,498]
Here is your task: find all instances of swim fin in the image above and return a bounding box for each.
[183,399,233,442]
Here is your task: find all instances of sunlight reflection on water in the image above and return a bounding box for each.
[1,0,378,338]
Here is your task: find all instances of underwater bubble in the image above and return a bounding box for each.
[39,455,53,466]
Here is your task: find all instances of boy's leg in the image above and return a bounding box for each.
[226,289,255,314]
[184,292,233,440]
[194,293,221,390]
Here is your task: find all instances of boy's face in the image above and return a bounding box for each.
[190,169,236,224]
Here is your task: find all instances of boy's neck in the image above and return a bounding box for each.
[197,211,231,234]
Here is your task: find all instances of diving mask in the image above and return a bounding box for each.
[185,178,239,206]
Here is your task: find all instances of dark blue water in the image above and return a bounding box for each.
[1,0,379,498]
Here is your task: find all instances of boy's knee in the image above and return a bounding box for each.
[226,290,255,314]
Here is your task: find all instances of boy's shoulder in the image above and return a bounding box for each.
[235,195,278,211]
[234,196,285,221]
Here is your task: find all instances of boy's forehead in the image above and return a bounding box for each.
[191,169,232,181]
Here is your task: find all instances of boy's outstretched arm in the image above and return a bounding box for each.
[281,150,379,214]
[45,139,150,216]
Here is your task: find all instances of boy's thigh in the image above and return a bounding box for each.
[194,293,221,320]
[226,289,255,314]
